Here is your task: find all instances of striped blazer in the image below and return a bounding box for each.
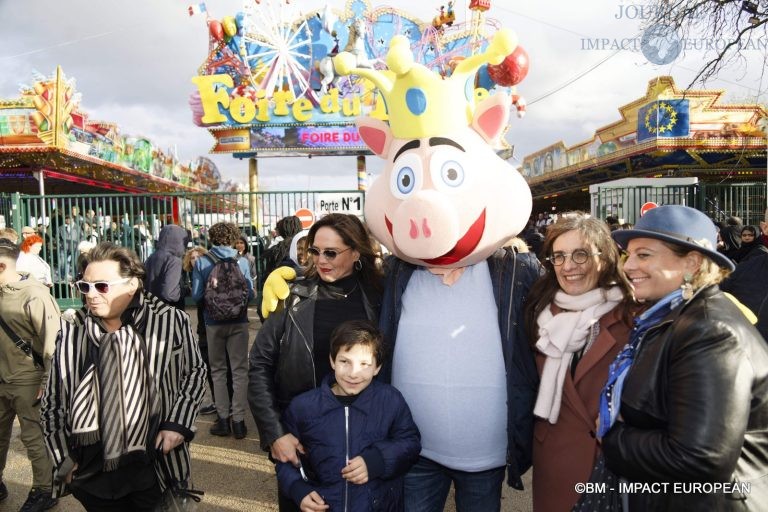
[41,292,207,497]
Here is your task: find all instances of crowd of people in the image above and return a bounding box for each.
[0,205,767,511]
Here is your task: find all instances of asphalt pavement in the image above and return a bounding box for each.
[1,307,532,511]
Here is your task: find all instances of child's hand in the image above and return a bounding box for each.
[341,456,369,484]
[271,433,304,466]
[300,491,328,511]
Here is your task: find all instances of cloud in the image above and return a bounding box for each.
[1,0,764,192]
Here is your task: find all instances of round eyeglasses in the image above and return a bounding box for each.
[546,249,602,266]
[307,246,352,261]
[75,278,131,294]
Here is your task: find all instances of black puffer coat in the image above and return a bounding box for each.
[603,285,768,511]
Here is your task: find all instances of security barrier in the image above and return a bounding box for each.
[0,190,364,307]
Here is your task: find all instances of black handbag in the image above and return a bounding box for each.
[154,449,204,512]
[572,453,624,512]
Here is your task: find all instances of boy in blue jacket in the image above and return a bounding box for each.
[277,320,421,512]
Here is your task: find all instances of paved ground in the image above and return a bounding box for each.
[2,308,532,511]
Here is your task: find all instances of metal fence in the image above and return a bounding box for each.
[0,190,364,307]
[591,182,767,226]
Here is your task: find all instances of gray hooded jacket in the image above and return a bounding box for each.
[144,225,187,304]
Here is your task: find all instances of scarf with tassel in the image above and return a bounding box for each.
[69,295,161,471]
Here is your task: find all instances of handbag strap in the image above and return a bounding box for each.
[0,315,44,369]
[155,447,204,502]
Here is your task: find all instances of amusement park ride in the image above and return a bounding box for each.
[190,0,530,169]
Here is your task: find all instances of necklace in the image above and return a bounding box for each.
[327,282,359,299]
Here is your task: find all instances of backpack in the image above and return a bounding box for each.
[203,253,250,321]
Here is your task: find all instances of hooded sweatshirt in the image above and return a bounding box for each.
[144,225,188,304]
[0,273,61,385]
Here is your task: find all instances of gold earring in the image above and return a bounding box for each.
[681,272,693,300]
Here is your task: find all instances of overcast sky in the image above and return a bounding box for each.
[1,0,765,191]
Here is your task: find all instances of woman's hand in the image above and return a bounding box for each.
[300,491,328,511]
[341,456,369,484]
[271,433,304,466]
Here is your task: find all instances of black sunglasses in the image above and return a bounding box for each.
[307,246,352,261]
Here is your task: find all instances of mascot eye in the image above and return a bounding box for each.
[440,161,464,187]
[397,167,415,194]
[390,154,422,199]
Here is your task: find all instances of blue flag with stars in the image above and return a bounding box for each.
[637,99,689,142]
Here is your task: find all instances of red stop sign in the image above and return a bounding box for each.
[640,202,659,216]
[295,208,315,229]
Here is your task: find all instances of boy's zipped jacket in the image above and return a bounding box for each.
[276,374,421,512]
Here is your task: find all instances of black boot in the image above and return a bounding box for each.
[232,420,247,440]
[209,416,231,436]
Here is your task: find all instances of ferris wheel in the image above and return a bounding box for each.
[239,0,313,102]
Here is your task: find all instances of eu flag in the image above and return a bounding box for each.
[637,99,689,142]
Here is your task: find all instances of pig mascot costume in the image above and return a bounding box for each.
[338,29,540,511]
[263,30,540,511]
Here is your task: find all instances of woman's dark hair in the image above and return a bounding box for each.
[305,213,382,290]
[86,242,145,287]
[524,212,635,342]
[741,225,757,237]
[330,319,384,364]
[237,235,250,255]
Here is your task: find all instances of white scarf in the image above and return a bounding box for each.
[533,286,623,424]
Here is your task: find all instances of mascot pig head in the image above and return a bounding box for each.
[334,30,532,268]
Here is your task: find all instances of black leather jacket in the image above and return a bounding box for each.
[248,277,380,452]
[603,285,768,511]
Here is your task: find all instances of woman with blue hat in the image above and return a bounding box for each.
[598,205,768,511]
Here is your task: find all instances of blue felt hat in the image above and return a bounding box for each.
[612,205,735,271]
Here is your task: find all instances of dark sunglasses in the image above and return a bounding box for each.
[75,278,131,294]
[307,246,352,261]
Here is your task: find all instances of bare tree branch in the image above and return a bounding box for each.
[643,0,768,88]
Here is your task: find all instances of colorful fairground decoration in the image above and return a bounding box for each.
[0,67,227,192]
[189,0,530,156]
[522,76,767,181]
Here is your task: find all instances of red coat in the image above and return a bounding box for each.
[532,306,631,512]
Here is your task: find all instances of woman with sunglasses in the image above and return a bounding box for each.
[523,212,636,511]
[249,213,383,512]
[601,205,768,511]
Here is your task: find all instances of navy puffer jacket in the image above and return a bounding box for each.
[277,375,421,511]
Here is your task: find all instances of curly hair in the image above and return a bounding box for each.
[86,242,145,287]
[208,222,240,247]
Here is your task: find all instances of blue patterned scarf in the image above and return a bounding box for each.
[597,289,684,438]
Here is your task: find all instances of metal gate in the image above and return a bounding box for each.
[591,181,766,226]
[1,190,364,307]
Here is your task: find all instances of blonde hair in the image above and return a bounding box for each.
[663,242,731,289]
[183,246,208,272]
